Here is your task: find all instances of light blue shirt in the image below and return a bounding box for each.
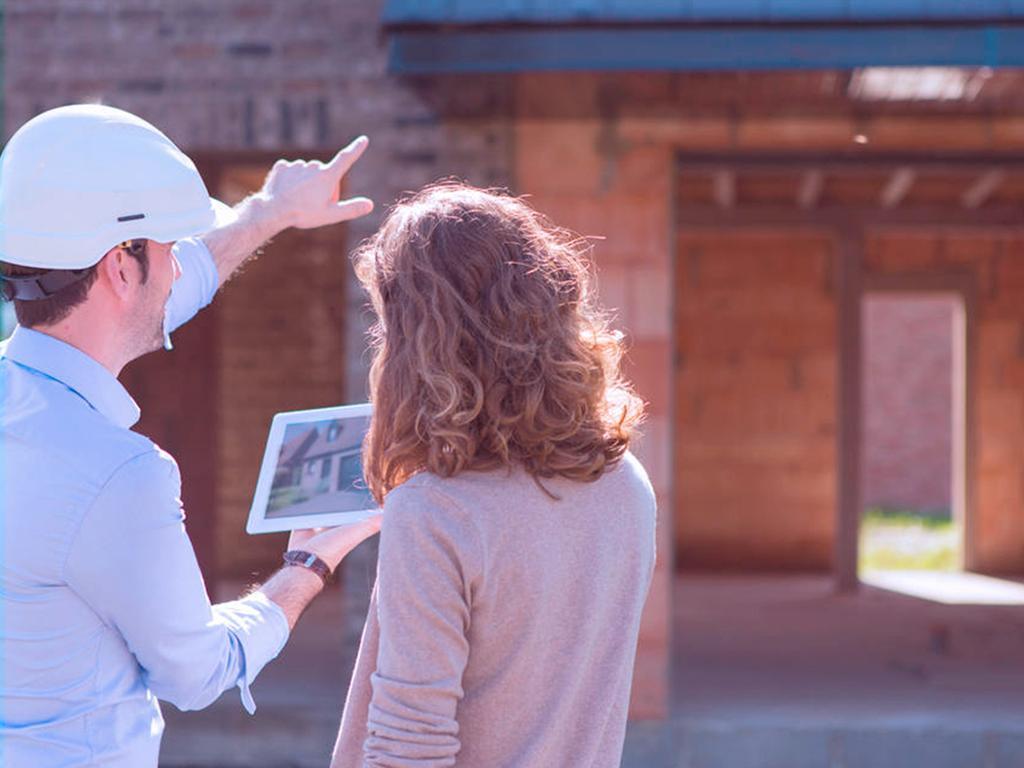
[0,239,290,767]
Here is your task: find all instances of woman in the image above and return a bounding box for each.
[332,182,656,767]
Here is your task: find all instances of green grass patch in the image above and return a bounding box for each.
[860,508,959,573]
[863,506,952,528]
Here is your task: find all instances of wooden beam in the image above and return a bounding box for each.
[797,169,825,210]
[675,204,1024,230]
[880,167,916,209]
[961,169,1006,209]
[677,152,1024,173]
[713,170,736,209]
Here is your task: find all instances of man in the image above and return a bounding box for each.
[0,104,380,767]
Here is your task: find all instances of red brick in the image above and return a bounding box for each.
[673,231,837,570]
[862,296,956,512]
[515,120,604,193]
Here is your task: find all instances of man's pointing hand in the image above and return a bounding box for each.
[260,136,374,230]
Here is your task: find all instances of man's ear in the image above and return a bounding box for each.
[96,246,135,300]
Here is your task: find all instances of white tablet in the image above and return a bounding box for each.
[246,403,378,534]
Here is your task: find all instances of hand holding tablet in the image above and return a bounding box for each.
[286,516,382,573]
[247,404,379,534]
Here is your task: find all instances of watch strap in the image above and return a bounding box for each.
[282,549,333,586]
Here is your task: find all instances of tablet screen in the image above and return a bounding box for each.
[247,403,377,533]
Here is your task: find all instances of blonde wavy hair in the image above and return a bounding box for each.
[355,181,644,503]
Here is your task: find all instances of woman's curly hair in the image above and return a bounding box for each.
[354,181,645,503]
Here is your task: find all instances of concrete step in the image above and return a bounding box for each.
[621,721,1024,768]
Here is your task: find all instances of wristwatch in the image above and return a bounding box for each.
[282,550,333,586]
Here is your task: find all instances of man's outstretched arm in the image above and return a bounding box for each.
[204,136,373,288]
[162,136,372,338]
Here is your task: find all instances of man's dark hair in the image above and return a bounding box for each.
[0,240,149,328]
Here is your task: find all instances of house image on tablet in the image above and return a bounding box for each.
[267,418,374,519]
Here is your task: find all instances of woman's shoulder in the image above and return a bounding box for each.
[385,465,550,530]
[615,450,653,486]
[383,471,483,521]
[387,451,653,513]
[403,464,524,492]
[379,472,494,566]
[601,450,656,501]
[388,467,515,514]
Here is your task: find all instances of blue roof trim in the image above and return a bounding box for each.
[383,0,1024,26]
[389,25,1024,73]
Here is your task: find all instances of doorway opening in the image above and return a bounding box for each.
[859,292,966,578]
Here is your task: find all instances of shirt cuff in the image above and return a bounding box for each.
[212,591,290,714]
[164,237,220,335]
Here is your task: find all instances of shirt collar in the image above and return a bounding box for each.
[2,326,141,429]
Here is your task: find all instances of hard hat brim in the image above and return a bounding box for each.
[1,196,240,270]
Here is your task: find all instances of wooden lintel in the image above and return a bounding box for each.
[961,169,1006,209]
[797,169,825,210]
[676,152,1024,174]
[675,203,1024,230]
[713,169,736,210]
[880,167,916,209]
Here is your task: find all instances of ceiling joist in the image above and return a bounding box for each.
[713,170,736,210]
[797,169,825,210]
[678,156,1024,213]
[880,167,916,209]
[961,170,1006,209]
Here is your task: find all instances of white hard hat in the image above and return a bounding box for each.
[0,104,237,270]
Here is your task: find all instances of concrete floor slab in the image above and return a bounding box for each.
[161,572,1024,767]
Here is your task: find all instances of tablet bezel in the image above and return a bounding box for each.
[246,403,377,534]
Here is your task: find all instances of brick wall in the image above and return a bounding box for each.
[866,233,1024,573]
[675,232,837,571]
[863,296,955,515]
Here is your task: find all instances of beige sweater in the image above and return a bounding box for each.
[331,452,656,768]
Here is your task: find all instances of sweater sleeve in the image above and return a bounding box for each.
[363,483,481,767]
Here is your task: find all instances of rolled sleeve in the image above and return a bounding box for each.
[64,448,289,714]
[165,237,220,334]
[214,591,290,713]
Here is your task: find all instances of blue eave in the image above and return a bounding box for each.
[389,25,1024,73]
[383,0,1024,27]
[383,1,1024,73]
